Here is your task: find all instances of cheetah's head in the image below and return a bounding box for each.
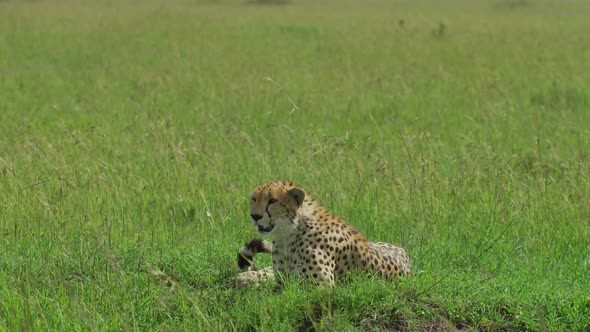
[249,180,305,236]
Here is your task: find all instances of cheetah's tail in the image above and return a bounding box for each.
[238,239,273,271]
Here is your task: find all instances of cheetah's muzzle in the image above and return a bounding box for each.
[256,224,274,233]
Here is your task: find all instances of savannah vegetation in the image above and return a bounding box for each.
[0,0,589,330]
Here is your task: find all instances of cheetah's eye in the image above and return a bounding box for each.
[251,197,256,204]
[268,198,278,204]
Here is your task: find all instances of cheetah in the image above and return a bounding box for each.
[233,180,410,286]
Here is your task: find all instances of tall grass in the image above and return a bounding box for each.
[1,0,589,330]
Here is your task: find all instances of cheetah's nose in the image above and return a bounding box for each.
[250,214,263,222]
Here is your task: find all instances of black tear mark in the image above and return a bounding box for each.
[266,202,272,219]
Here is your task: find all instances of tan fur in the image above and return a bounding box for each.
[234,180,410,286]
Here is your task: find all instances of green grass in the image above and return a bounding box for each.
[1,0,589,330]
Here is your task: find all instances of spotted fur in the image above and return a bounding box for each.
[233,180,410,286]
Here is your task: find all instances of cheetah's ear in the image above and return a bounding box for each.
[287,188,305,207]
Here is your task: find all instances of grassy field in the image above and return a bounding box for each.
[1,0,589,330]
